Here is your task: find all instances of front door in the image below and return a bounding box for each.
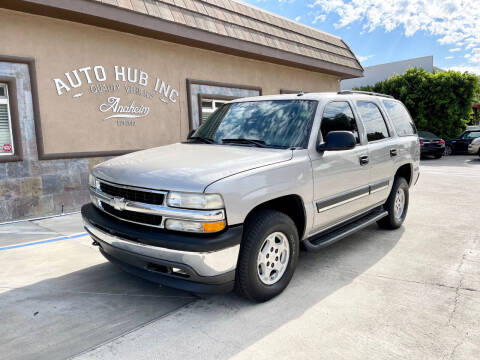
[309,101,371,232]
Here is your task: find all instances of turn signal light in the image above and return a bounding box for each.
[203,221,226,233]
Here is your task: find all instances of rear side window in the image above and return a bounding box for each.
[383,100,417,136]
[356,101,389,142]
[320,101,360,143]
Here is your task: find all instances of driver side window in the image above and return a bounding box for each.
[320,101,360,143]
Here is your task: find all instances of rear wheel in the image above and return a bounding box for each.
[235,209,299,302]
[377,177,409,229]
[434,153,443,159]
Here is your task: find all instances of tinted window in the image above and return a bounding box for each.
[356,102,389,142]
[193,100,318,148]
[320,102,359,143]
[383,100,417,136]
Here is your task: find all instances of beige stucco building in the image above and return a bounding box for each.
[0,0,362,221]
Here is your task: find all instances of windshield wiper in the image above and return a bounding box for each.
[221,138,268,148]
[187,136,215,144]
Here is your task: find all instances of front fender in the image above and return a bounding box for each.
[204,150,314,230]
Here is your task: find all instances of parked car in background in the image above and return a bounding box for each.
[445,129,480,155]
[418,131,445,159]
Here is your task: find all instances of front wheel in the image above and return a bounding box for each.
[377,177,409,229]
[235,209,299,302]
[445,145,452,156]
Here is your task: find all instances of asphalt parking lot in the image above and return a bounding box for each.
[1,155,479,360]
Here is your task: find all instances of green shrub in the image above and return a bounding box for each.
[355,68,480,139]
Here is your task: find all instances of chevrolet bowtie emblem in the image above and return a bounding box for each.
[112,197,126,211]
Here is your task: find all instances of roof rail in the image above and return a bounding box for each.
[338,90,394,99]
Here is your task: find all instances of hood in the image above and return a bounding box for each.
[93,143,292,192]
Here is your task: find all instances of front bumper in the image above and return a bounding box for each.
[468,143,480,154]
[81,203,242,294]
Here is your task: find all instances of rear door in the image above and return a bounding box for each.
[354,100,396,206]
[309,100,371,231]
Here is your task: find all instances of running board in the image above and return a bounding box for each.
[303,208,388,252]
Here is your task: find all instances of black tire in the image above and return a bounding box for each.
[235,209,299,302]
[377,177,409,230]
[434,153,443,159]
[445,145,452,156]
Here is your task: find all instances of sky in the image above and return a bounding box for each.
[242,0,480,75]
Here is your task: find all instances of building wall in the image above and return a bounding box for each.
[0,8,340,222]
[341,56,434,90]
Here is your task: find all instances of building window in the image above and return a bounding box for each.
[187,79,262,130]
[0,83,14,156]
[200,98,228,123]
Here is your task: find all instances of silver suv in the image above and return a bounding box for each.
[82,91,420,302]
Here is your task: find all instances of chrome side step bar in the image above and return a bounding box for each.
[303,208,388,252]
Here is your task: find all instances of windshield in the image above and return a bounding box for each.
[191,100,318,149]
[462,131,480,139]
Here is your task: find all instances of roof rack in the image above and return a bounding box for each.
[338,90,394,99]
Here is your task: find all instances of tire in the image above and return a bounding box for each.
[445,145,452,156]
[235,209,299,302]
[434,153,443,159]
[377,177,409,230]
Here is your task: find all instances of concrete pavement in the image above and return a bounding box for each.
[1,155,479,359]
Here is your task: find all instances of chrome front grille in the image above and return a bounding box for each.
[100,182,165,205]
[101,202,162,226]
[89,179,225,229]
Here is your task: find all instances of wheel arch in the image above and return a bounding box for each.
[244,194,307,240]
[395,163,413,187]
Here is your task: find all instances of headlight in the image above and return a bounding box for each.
[472,138,480,145]
[88,174,97,188]
[164,219,226,233]
[167,192,224,210]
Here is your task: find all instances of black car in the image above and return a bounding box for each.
[446,130,480,155]
[418,131,445,159]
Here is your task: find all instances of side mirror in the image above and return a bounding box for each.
[317,131,356,152]
[187,128,196,139]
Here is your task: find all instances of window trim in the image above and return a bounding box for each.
[318,100,362,145]
[382,99,417,137]
[356,100,391,143]
[0,76,23,163]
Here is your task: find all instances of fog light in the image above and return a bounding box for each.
[165,219,203,232]
[164,219,226,233]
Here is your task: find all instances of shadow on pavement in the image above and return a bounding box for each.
[1,222,403,360]
[0,261,195,360]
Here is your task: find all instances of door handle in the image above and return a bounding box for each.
[390,149,398,157]
[359,155,369,166]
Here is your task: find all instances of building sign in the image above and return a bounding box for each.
[52,65,179,126]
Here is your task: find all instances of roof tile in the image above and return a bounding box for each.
[85,0,362,73]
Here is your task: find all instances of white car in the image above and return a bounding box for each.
[468,137,480,155]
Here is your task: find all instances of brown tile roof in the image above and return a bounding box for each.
[91,0,362,76]
[2,0,363,78]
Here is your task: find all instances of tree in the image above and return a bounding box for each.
[355,68,480,139]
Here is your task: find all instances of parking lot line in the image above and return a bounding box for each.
[0,232,88,251]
